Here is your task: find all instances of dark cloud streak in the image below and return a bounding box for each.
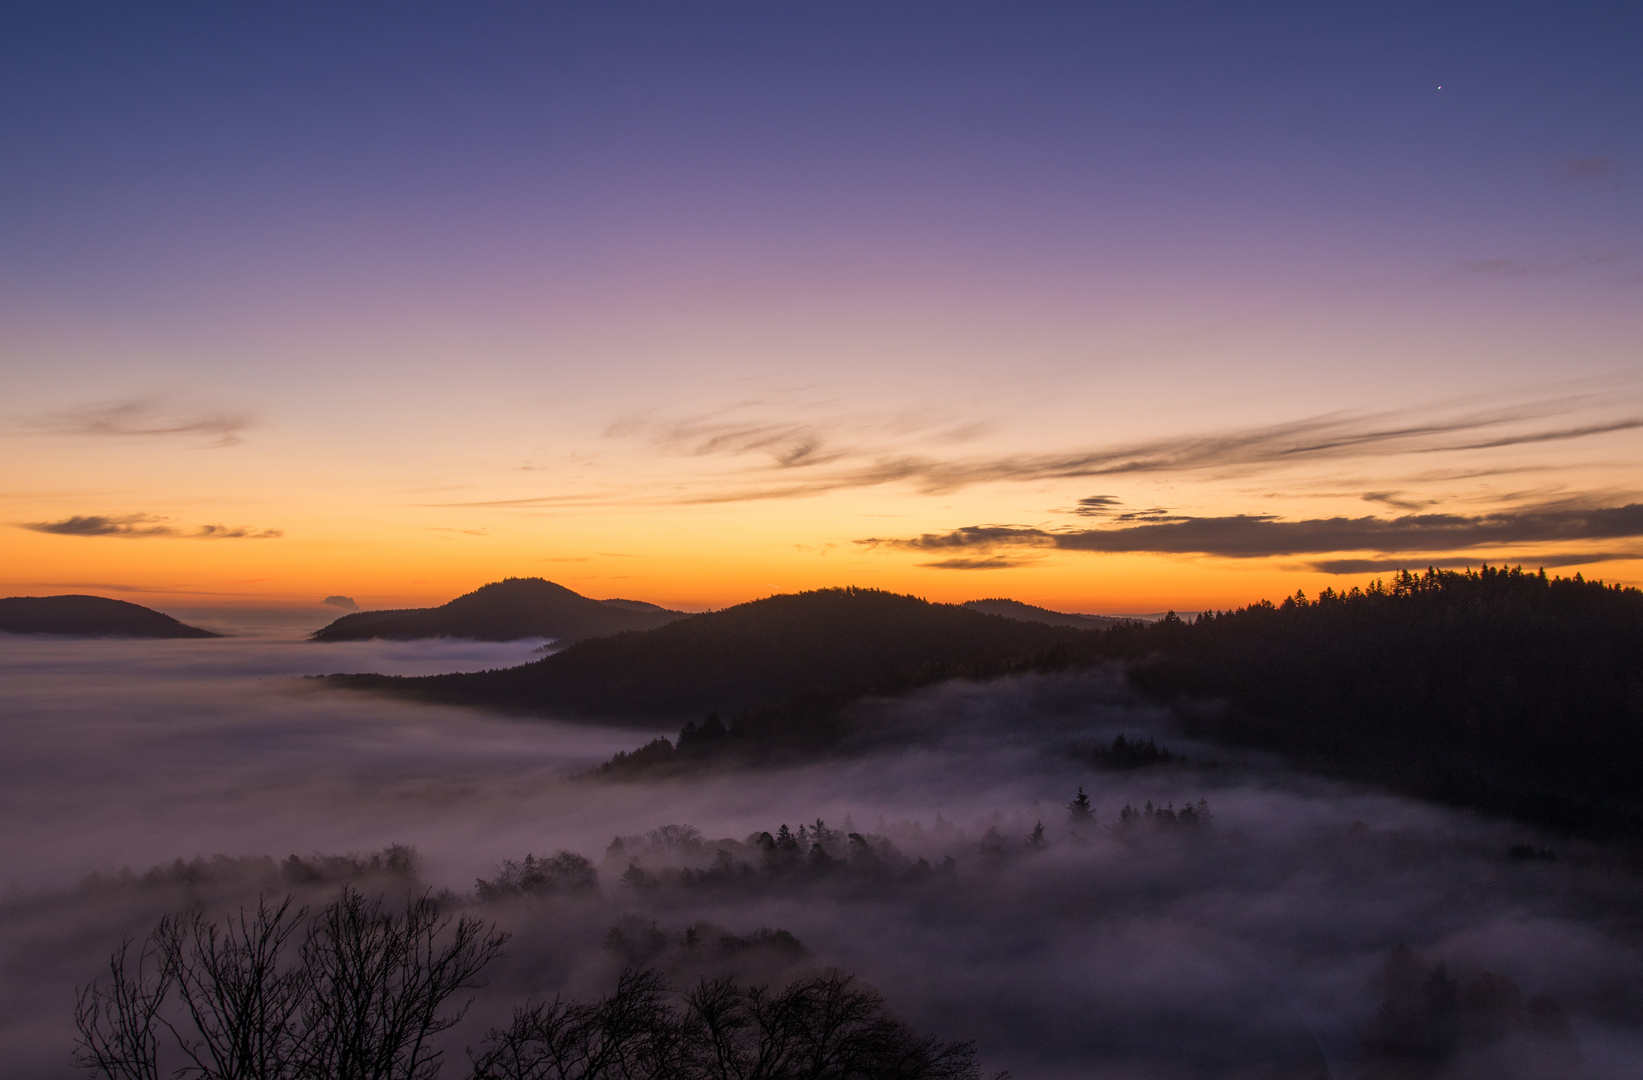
[19,514,282,539]
[864,503,1643,562]
[915,556,1035,571]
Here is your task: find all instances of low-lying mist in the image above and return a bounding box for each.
[2,629,1641,1079]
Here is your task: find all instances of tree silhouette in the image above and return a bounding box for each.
[472,969,989,1080]
[75,890,507,1080]
[1067,787,1094,828]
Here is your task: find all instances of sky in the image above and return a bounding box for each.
[3,1,1641,615]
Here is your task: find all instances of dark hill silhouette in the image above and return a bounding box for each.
[962,597,1128,630]
[310,578,685,643]
[323,587,1082,721]
[590,568,1643,838]
[0,595,218,638]
[1080,567,1643,837]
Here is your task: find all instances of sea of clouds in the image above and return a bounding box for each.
[2,625,1641,1079]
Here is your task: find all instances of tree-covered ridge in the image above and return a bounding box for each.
[959,597,1126,630]
[0,595,218,638]
[325,587,1083,721]
[591,567,1643,839]
[311,577,685,643]
[1123,566,1643,837]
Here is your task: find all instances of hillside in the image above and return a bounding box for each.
[590,568,1643,837]
[1107,568,1643,837]
[323,569,1643,837]
[0,595,218,638]
[310,578,685,643]
[961,597,1129,630]
[323,587,1083,721]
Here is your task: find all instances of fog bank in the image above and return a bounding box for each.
[2,630,1641,1078]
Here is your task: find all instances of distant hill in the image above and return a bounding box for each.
[962,598,1129,631]
[310,578,686,643]
[0,595,218,638]
[323,587,1084,721]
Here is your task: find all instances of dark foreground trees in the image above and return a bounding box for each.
[75,890,507,1080]
[472,968,987,1080]
[77,893,989,1080]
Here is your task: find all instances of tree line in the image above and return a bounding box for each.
[596,567,1643,838]
[75,890,990,1080]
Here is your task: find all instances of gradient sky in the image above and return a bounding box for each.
[3,2,1641,614]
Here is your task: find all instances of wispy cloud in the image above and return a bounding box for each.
[1565,156,1617,180]
[446,394,1643,515]
[1453,252,1624,279]
[916,556,1038,571]
[1064,496,1123,517]
[18,514,282,539]
[1361,491,1432,512]
[861,502,1643,565]
[16,397,253,447]
[607,406,991,472]
[633,396,1643,499]
[608,415,846,469]
[1564,156,1621,189]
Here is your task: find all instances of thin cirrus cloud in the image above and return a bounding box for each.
[16,398,253,448]
[859,502,1643,571]
[443,393,1643,511]
[918,555,1041,571]
[1453,252,1625,279]
[18,514,283,539]
[1563,156,1621,189]
[605,408,991,471]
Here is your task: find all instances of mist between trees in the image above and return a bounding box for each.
[76,888,987,1080]
[36,784,1636,1080]
[7,632,1643,1079]
[584,570,1643,843]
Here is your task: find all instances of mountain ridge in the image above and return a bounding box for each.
[310,577,686,643]
[961,597,1130,630]
[0,595,219,638]
[321,586,1085,721]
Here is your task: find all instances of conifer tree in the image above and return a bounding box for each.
[1068,787,1095,827]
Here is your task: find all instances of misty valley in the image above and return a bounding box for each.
[9,4,1642,1078]
[4,573,1643,1079]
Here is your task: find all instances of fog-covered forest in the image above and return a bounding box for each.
[5,621,1643,1078]
[548,568,1643,838]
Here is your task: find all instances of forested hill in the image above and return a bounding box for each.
[961,598,1127,630]
[326,568,1643,837]
[310,577,685,643]
[0,595,218,638]
[323,587,1082,720]
[1111,567,1643,837]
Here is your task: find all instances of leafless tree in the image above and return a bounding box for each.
[296,888,506,1080]
[75,937,174,1080]
[472,971,988,1080]
[469,970,680,1080]
[683,972,983,1080]
[74,891,507,1080]
[159,897,310,1080]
